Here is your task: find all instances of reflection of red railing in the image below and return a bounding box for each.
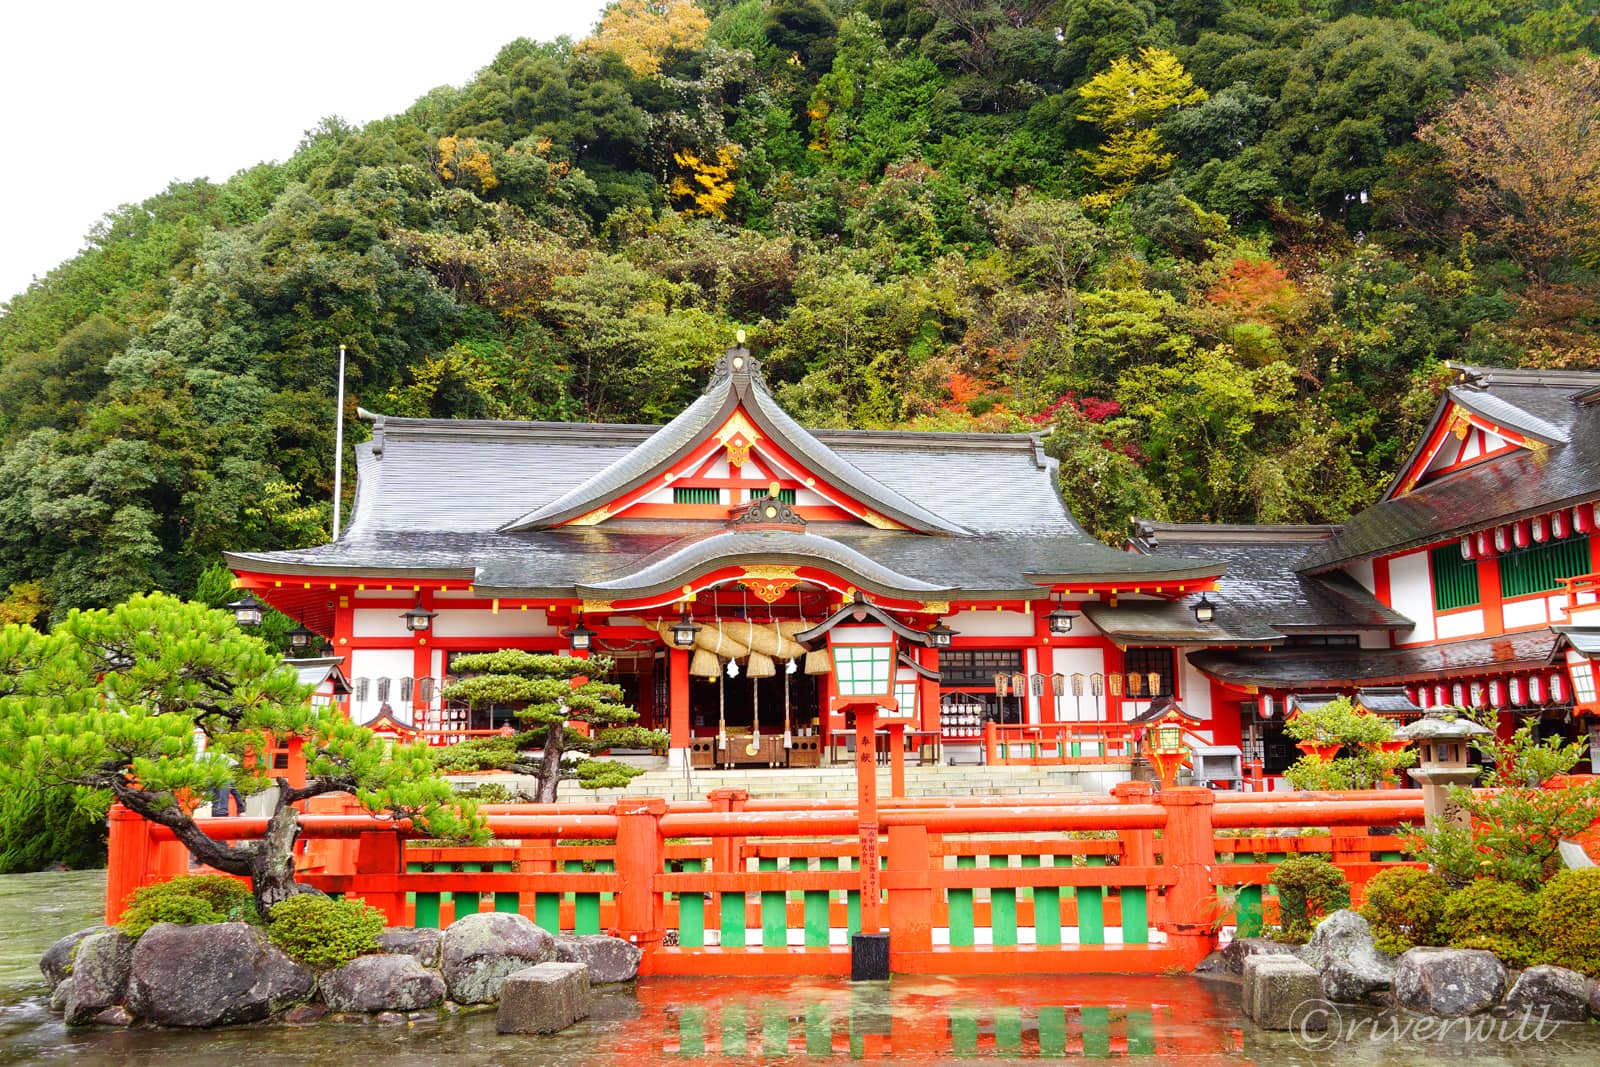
[105,784,1451,977]
[983,721,1142,766]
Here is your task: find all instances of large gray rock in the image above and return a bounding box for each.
[439,912,555,1005]
[125,922,315,1027]
[1394,948,1506,1017]
[1301,910,1395,1003]
[1243,955,1325,1031]
[377,927,442,968]
[40,926,110,991]
[1501,965,1592,1023]
[320,954,445,1013]
[1221,937,1298,975]
[61,930,136,1027]
[554,935,642,984]
[496,962,591,1034]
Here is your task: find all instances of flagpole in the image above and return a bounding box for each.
[332,344,347,541]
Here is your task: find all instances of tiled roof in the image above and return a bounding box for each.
[1298,365,1600,572]
[1189,630,1559,689]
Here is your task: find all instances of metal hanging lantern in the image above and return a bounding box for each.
[928,621,957,648]
[670,610,702,648]
[227,595,264,628]
[401,599,438,633]
[565,616,596,652]
[1193,593,1216,624]
[286,621,315,650]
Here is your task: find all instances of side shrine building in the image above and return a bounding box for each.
[227,354,1600,788]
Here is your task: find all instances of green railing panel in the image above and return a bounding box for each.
[990,855,1017,947]
[414,892,441,930]
[1128,1009,1154,1056]
[1036,855,1071,946]
[1019,853,1039,903]
[575,893,601,935]
[806,858,834,947]
[1039,1005,1066,1055]
[534,892,560,932]
[722,1003,747,1057]
[453,862,482,917]
[1077,884,1105,946]
[949,855,976,947]
[1236,885,1264,938]
[1121,887,1149,945]
[1082,1006,1111,1058]
[679,1006,705,1058]
[678,858,704,948]
[846,856,861,940]
[720,888,747,948]
[491,860,517,913]
[759,857,787,948]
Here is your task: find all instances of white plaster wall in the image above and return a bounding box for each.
[1436,609,1484,640]
[1360,630,1392,649]
[1346,560,1376,595]
[353,608,414,638]
[1388,551,1435,643]
[1549,593,1571,623]
[1180,658,1212,718]
[945,609,1037,638]
[1049,647,1112,721]
[431,608,556,638]
[1504,598,1549,629]
[348,648,418,724]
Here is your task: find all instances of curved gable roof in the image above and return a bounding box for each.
[499,350,965,535]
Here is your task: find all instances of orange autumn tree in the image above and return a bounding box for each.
[580,0,711,78]
[670,145,740,219]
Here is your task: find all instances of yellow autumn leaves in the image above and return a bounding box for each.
[1077,48,1207,208]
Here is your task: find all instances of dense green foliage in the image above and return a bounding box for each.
[1534,869,1600,976]
[1271,855,1351,942]
[440,651,666,801]
[0,593,480,905]
[1407,713,1600,888]
[1359,866,1449,954]
[1439,877,1542,965]
[119,874,260,938]
[266,894,387,970]
[0,781,107,874]
[1281,696,1416,790]
[0,3,1594,611]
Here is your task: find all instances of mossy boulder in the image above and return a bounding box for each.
[439,912,555,1004]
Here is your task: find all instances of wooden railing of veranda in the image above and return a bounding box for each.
[104,781,1434,977]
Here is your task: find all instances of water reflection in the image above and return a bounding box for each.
[5,872,1600,1065]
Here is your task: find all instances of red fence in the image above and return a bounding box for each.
[105,783,1430,977]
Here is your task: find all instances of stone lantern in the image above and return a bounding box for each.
[1393,706,1492,829]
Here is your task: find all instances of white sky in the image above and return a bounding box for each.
[0,0,611,308]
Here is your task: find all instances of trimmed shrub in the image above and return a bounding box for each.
[1535,868,1600,976]
[1359,867,1449,954]
[119,874,259,938]
[1272,857,1350,942]
[1440,878,1541,966]
[267,895,386,970]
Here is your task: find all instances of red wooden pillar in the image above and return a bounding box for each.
[105,804,152,924]
[707,788,748,925]
[1157,786,1218,969]
[353,830,407,924]
[613,797,667,958]
[915,644,941,735]
[668,647,690,751]
[854,707,882,935]
[332,596,355,683]
[1111,780,1156,866]
[886,822,932,958]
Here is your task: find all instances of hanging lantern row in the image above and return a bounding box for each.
[1458,502,1600,560]
[994,671,1162,699]
[1404,670,1573,710]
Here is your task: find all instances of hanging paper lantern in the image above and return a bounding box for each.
[1552,510,1569,538]
[1531,516,1548,543]
[1509,677,1524,705]
[1576,505,1595,535]
[1529,675,1545,704]
[1459,535,1475,561]
[1489,679,1503,707]
[1513,521,1531,549]
[1452,683,1465,706]
[1434,685,1448,707]
[1494,526,1511,553]
[1260,694,1275,719]
[1550,673,1566,703]
[1476,530,1495,557]
[1470,682,1484,707]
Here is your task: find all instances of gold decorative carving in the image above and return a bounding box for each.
[580,599,614,614]
[861,509,907,530]
[921,601,951,615]
[714,411,762,468]
[1450,414,1471,440]
[568,506,612,526]
[744,580,796,603]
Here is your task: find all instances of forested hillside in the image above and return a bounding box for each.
[2,0,1598,624]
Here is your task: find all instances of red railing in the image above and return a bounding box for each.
[982,721,1143,766]
[105,783,1435,977]
[1561,571,1600,618]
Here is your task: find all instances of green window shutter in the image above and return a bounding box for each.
[746,488,796,503]
[1430,545,1480,612]
[1498,537,1590,599]
[672,487,721,505]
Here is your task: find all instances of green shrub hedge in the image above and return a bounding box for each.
[1534,868,1600,976]
[1359,867,1449,954]
[267,895,386,970]
[1272,857,1350,942]
[118,874,258,938]
[1439,878,1541,966]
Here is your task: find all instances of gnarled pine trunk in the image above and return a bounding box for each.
[535,722,565,804]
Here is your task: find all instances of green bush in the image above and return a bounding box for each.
[1359,867,1449,954]
[1440,879,1541,966]
[267,895,386,970]
[119,874,259,938]
[1272,857,1350,942]
[1535,868,1600,976]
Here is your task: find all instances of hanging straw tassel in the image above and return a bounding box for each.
[746,652,776,677]
[690,649,720,678]
[804,647,832,675]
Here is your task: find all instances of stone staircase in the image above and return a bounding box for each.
[561,761,1131,805]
